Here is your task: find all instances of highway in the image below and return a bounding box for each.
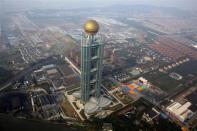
[64,56,81,74]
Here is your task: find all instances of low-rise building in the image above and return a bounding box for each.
[166,101,194,122]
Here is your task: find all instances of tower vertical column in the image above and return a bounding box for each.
[80,20,103,104]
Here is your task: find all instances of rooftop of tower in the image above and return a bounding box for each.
[84,20,99,35]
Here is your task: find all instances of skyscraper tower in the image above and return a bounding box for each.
[80,20,103,103]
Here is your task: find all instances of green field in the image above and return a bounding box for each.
[0,67,13,85]
[142,61,197,94]
[171,60,197,77]
[143,71,182,93]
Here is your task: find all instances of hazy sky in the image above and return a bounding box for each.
[3,0,197,11]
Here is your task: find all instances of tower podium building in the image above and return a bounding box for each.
[81,20,103,103]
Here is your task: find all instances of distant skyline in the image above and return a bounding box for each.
[2,0,197,11]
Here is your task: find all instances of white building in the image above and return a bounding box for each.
[166,101,194,122]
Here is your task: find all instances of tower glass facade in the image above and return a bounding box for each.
[80,34,103,103]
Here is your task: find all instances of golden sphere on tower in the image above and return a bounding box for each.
[84,20,99,35]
